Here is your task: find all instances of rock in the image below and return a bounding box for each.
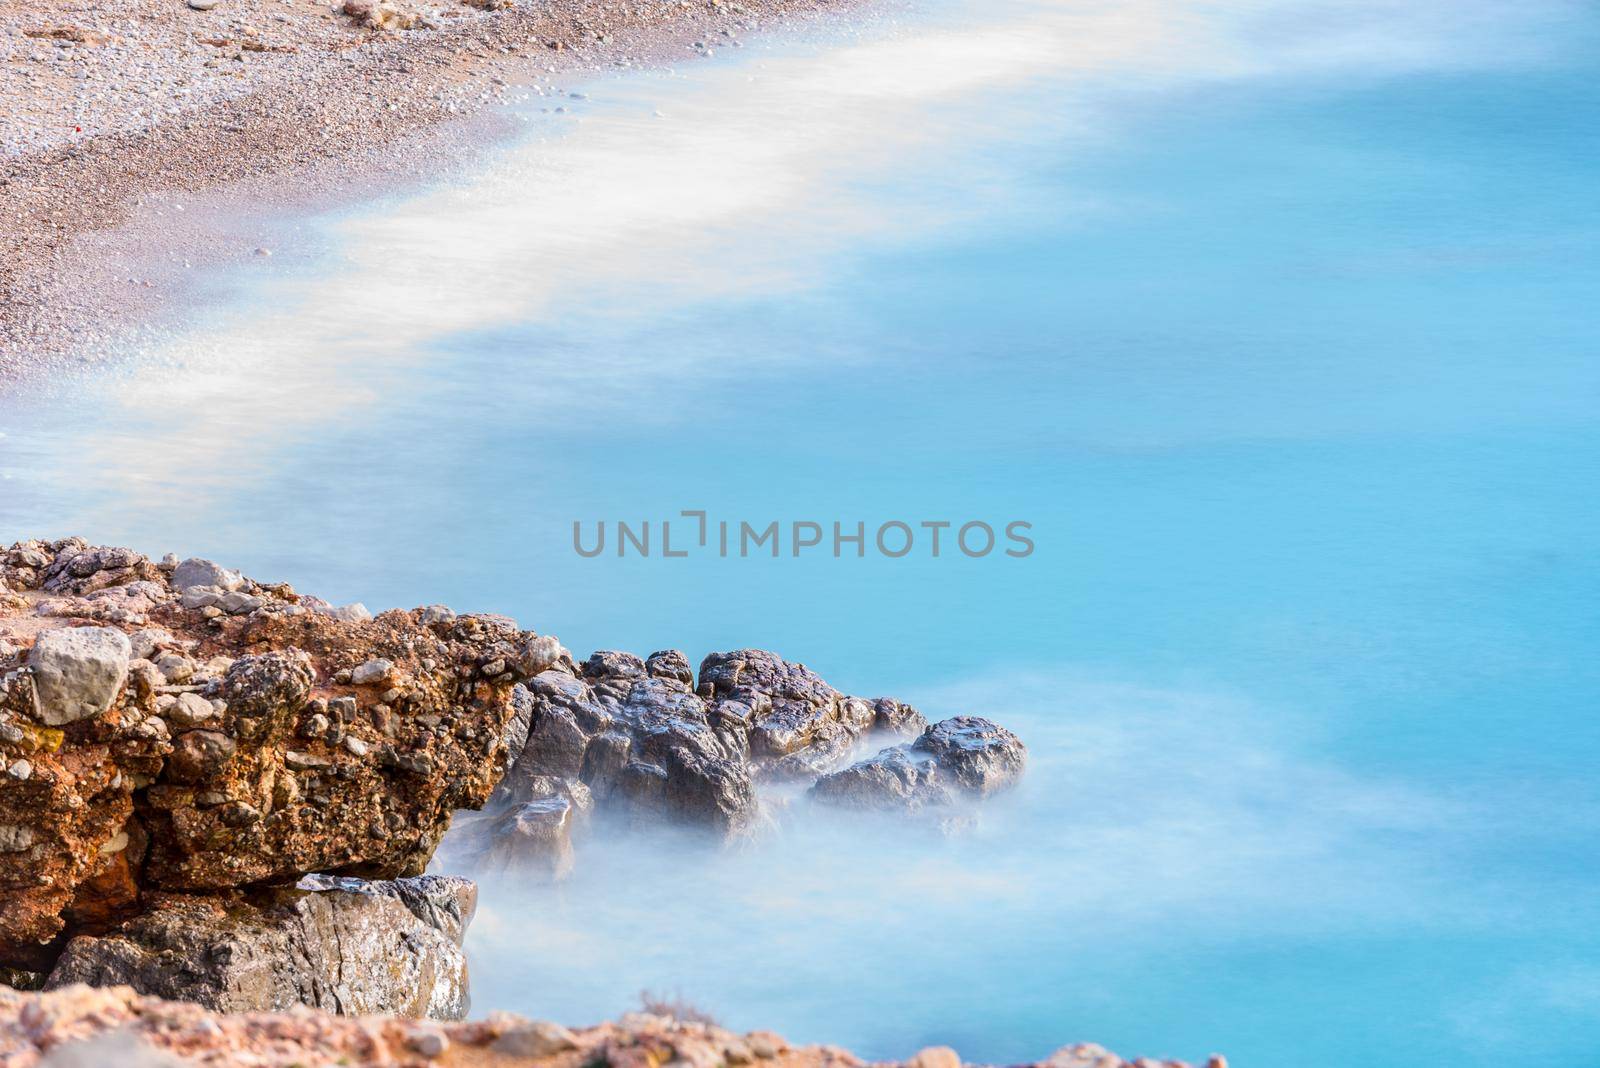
[808,746,951,811]
[46,876,472,1018]
[296,873,476,945]
[908,1048,962,1068]
[165,730,236,784]
[514,634,568,677]
[188,0,220,8]
[498,684,535,778]
[351,657,394,686]
[871,697,928,738]
[496,659,757,838]
[169,558,241,592]
[341,0,423,30]
[0,984,1207,1068]
[491,1020,580,1057]
[27,626,131,725]
[0,825,35,852]
[484,798,575,881]
[810,717,1026,812]
[0,539,549,972]
[488,648,1026,863]
[127,629,176,661]
[645,648,694,685]
[408,1027,449,1057]
[38,545,161,596]
[911,716,1026,797]
[167,691,217,728]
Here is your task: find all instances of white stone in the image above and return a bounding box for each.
[351,658,394,686]
[29,627,131,725]
[171,558,242,592]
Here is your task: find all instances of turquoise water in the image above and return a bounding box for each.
[3,1,1600,1063]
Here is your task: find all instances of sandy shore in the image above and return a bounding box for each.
[0,0,864,380]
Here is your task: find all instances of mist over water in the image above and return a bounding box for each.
[4,0,1600,1064]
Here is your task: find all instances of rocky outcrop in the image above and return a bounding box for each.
[485,648,939,841]
[473,648,1024,876]
[0,984,1225,1068]
[1,537,1031,1021]
[0,537,555,975]
[810,716,1027,813]
[43,875,475,1019]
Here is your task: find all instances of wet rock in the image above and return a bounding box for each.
[870,697,928,738]
[810,717,1026,812]
[485,798,575,881]
[495,657,757,840]
[808,747,951,811]
[26,626,131,726]
[46,876,472,1018]
[491,648,1023,864]
[697,649,881,780]
[911,716,1026,797]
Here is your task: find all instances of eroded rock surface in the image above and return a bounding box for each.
[810,717,1027,813]
[44,875,473,1019]
[1,536,1031,1020]
[0,537,555,972]
[487,647,945,848]
[473,647,1025,876]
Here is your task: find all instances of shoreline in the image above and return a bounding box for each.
[0,535,1217,1068]
[0,0,874,382]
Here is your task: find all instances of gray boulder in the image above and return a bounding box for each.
[810,716,1026,811]
[697,649,871,778]
[485,798,577,882]
[912,715,1027,797]
[484,650,1022,864]
[169,558,243,593]
[296,873,477,945]
[44,875,473,1019]
[27,627,132,726]
[492,658,757,840]
[807,746,952,811]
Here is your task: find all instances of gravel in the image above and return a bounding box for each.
[0,0,866,381]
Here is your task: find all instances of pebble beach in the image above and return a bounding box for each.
[0,0,858,376]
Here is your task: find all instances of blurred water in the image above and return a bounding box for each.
[3,0,1600,1064]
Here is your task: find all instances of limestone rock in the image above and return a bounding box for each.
[27,627,131,726]
[169,558,243,593]
[45,876,472,1019]
[0,538,554,971]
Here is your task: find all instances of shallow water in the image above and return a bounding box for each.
[4,0,1600,1063]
